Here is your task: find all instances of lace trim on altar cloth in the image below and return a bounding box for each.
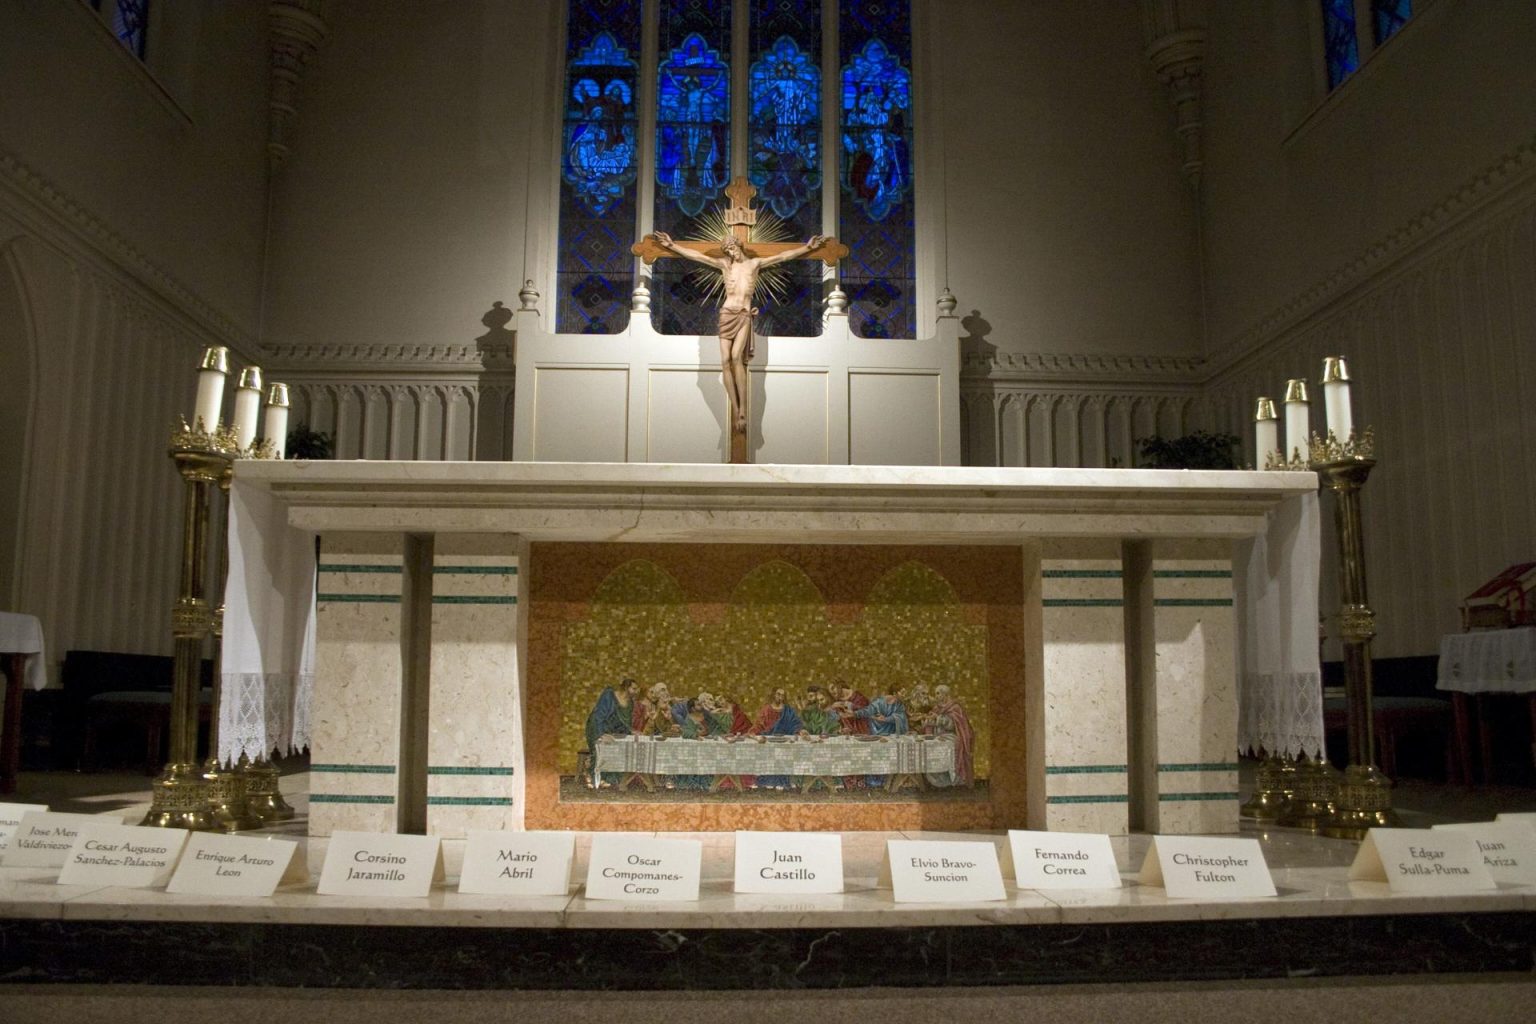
[1238,671,1325,759]
[219,672,311,764]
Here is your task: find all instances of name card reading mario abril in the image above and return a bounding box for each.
[459,831,576,896]
[1138,836,1276,899]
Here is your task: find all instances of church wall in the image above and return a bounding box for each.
[1199,1,1536,657]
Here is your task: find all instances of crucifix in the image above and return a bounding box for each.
[632,176,849,464]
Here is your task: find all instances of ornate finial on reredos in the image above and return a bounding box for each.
[518,279,540,311]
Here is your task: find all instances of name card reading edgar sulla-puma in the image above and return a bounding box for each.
[1350,828,1496,894]
[317,831,444,897]
[459,830,577,896]
[1138,836,1276,899]
[880,839,1006,903]
[167,832,307,897]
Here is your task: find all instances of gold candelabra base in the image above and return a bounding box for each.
[140,762,217,831]
[1276,753,1339,831]
[1318,763,1399,840]
[241,757,296,823]
[203,759,257,831]
[1240,754,1297,822]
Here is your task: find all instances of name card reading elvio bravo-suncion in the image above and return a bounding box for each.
[882,839,1006,903]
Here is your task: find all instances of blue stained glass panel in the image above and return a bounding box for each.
[1321,0,1360,89]
[1372,0,1412,45]
[112,0,150,59]
[840,39,911,223]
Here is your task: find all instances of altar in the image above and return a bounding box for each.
[225,460,1318,840]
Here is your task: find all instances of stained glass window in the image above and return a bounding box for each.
[839,0,915,339]
[557,2,642,333]
[1320,0,1360,89]
[1372,0,1412,46]
[111,0,149,59]
[651,0,732,336]
[749,0,822,337]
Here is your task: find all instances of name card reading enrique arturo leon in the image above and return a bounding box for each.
[583,834,702,902]
[733,831,844,894]
[317,831,444,897]
[167,832,306,896]
[882,839,1006,903]
[1138,836,1276,899]
[459,830,576,896]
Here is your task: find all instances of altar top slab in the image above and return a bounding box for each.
[233,461,1319,543]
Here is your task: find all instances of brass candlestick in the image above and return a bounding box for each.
[1312,429,1398,840]
[201,465,257,831]
[1240,752,1296,822]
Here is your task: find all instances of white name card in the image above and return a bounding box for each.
[1433,822,1536,886]
[317,831,444,897]
[734,831,844,894]
[2,812,121,870]
[584,834,701,902]
[1008,830,1121,891]
[459,830,576,896]
[0,803,49,850]
[882,840,1006,903]
[1350,828,1496,893]
[57,823,188,889]
[1495,812,1536,827]
[166,833,306,896]
[1138,836,1276,899]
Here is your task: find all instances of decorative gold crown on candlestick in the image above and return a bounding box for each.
[1263,447,1313,471]
[1309,427,1376,464]
[171,415,242,456]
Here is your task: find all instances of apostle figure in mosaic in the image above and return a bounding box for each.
[799,685,841,738]
[919,684,976,788]
[854,686,909,736]
[753,687,804,790]
[830,681,872,736]
[583,677,638,786]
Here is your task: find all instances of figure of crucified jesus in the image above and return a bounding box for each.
[650,232,826,433]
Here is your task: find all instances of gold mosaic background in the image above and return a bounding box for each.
[557,558,991,777]
[526,543,1028,832]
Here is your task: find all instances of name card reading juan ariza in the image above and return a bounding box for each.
[584,834,702,902]
[1138,836,1276,899]
[57,823,189,889]
[882,840,1007,903]
[1434,822,1536,887]
[0,803,49,850]
[1007,830,1122,891]
[317,831,444,898]
[2,811,121,870]
[733,831,844,894]
[1350,828,1496,894]
[166,833,306,897]
[459,831,577,896]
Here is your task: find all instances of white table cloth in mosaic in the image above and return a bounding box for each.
[594,735,954,776]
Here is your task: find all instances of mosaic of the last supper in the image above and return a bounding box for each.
[526,543,1027,811]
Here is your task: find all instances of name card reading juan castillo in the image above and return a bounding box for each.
[1350,828,1496,894]
[583,834,702,902]
[166,833,306,897]
[1138,836,1276,899]
[1434,822,1536,886]
[459,830,576,896]
[56,823,189,889]
[2,811,122,870]
[733,831,844,894]
[882,839,1007,903]
[1007,829,1122,890]
[317,831,444,897]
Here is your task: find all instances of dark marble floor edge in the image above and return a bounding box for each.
[3,913,1534,990]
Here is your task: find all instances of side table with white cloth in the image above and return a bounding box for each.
[1437,626,1536,784]
[0,612,47,794]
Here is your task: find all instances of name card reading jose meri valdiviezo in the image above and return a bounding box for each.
[459,830,576,896]
[1138,836,1276,899]
[734,831,844,894]
[882,839,1006,903]
[57,823,189,889]
[1351,828,1496,894]
[2,811,121,870]
[167,833,306,897]
[584,834,702,902]
[1008,830,1122,890]
[317,831,444,897]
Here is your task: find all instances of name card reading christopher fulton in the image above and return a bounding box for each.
[167,833,306,897]
[57,823,189,889]
[584,834,702,902]
[1,811,122,870]
[1007,830,1122,891]
[882,840,1006,903]
[1351,828,1496,894]
[459,831,576,896]
[1434,822,1536,886]
[733,831,844,894]
[317,831,444,898]
[1138,836,1276,899]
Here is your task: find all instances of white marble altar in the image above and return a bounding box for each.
[225,461,1319,837]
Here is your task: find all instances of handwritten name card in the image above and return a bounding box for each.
[882,839,1006,903]
[1008,830,1121,891]
[584,835,701,902]
[1351,828,1495,893]
[317,831,443,897]
[1138,836,1275,899]
[57,823,188,889]
[734,831,844,894]
[459,831,576,896]
[2,812,121,870]
[166,833,306,896]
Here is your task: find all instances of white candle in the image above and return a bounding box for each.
[263,383,291,459]
[192,347,229,432]
[1321,356,1353,443]
[231,366,264,452]
[1283,379,1310,463]
[1253,397,1279,468]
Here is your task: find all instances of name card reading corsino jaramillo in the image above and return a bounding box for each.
[1007,830,1121,890]
[167,833,306,896]
[882,839,1007,903]
[1138,836,1276,899]
[0,803,49,850]
[584,834,702,902]
[733,831,844,894]
[459,831,577,896]
[57,823,189,889]
[1,811,122,870]
[1434,822,1536,886]
[317,831,444,897]
[1350,828,1496,894]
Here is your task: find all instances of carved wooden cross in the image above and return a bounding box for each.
[631,176,849,464]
